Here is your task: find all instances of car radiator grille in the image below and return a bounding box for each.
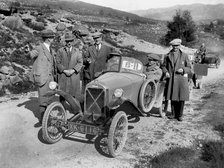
[85,88,105,122]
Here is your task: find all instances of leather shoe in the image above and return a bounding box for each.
[168,115,175,119]
[177,117,183,121]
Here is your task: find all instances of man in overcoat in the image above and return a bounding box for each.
[56,32,83,104]
[83,32,112,87]
[162,39,192,121]
[30,29,56,126]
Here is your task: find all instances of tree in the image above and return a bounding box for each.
[161,9,196,46]
[204,22,214,33]
[99,9,104,16]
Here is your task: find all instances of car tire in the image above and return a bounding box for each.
[108,111,128,157]
[139,79,157,113]
[42,101,67,144]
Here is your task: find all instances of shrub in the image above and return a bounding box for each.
[47,17,58,23]
[36,16,47,26]
[2,16,23,31]
[10,49,32,66]
[6,80,35,94]
[161,10,196,46]
[200,140,224,168]
[134,147,195,168]
[25,21,45,31]
[0,31,15,48]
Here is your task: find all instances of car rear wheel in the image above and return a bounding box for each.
[42,101,67,144]
[108,111,128,157]
[139,79,157,113]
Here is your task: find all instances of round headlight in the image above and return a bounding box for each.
[114,88,123,98]
[49,81,57,90]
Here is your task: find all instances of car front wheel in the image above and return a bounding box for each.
[108,111,128,157]
[42,101,67,144]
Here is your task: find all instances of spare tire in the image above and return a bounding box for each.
[139,79,157,113]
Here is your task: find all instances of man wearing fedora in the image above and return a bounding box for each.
[30,29,57,127]
[161,38,192,121]
[56,31,83,107]
[83,32,112,86]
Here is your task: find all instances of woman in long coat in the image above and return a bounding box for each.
[56,32,83,102]
[162,39,192,121]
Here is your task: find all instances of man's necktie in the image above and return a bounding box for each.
[96,44,99,51]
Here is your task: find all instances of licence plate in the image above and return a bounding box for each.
[67,122,100,135]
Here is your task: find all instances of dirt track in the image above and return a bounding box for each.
[0,59,224,168]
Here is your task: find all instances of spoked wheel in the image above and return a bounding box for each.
[139,79,157,113]
[42,101,67,144]
[108,111,128,157]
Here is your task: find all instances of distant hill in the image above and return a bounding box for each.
[15,0,155,24]
[131,3,224,22]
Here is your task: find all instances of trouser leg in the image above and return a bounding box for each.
[163,100,168,113]
[38,76,53,123]
[39,105,46,123]
[171,100,177,118]
[177,101,185,118]
[171,100,185,120]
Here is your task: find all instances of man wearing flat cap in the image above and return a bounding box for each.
[56,31,83,108]
[161,38,192,121]
[144,53,163,82]
[83,31,112,87]
[30,29,57,127]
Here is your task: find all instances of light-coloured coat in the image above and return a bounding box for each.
[30,43,56,107]
[56,47,83,100]
[30,43,56,86]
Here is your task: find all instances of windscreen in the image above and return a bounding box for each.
[120,57,143,74]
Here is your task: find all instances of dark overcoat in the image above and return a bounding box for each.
[56,47,83,100]
[84,43,112,80]
[162,49,192,101]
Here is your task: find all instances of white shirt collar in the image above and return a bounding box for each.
[96,43,101,50]
[43,42,50,52]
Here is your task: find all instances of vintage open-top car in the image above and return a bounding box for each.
[42,55,164,157]
[194,51,221,69]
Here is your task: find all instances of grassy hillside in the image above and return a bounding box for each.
[132,3,224,21]
[15,0,155,24]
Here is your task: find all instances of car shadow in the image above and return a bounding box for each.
[63,133,95,144]
[17,96,59,127]
[17,96,40,121]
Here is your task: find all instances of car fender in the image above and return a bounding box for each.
[45,89,82,113]
[108,97,146,117]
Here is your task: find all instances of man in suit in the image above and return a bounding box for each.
[83,32,112,87]
[161,39,192,121]
[56,32,83,104]
[30,29,56,127]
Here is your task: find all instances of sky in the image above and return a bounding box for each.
[77,0,224,11]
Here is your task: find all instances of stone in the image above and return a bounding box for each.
[0,73,6,80]
[0,65,14,75]
[9,75,22,85]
